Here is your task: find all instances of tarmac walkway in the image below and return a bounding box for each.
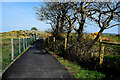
[2,39,75,80]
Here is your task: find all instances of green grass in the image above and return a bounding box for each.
[102,35,120,42]
[2,38,12,70]
[2,43,31,73]
[48,50,105,79]
[1,37,34,71]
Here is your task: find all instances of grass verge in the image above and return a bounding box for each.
[2,45,31,74]
[48,50,105,79]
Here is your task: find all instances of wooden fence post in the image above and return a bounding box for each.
[48,37,49,46]
[11,38,14,60]
[53,37,55,52]
[99,39,104,66]
[43,37,45,46]
[64,38,67,50]
[23,38,25,51]
[19,38,21,54]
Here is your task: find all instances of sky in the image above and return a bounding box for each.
[1,2,119,34]
[2,2,50,32]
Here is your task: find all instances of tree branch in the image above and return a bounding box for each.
[65,15,77,31]
[105,24,120,29]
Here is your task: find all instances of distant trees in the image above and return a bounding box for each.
[31,27,38,31]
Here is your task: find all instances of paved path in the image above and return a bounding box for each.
[2,39,75,80]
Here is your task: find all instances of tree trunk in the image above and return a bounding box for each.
[53,15,60,37]
[60,8,66,33]
[67,22,72,43]
[60,16,65,33]
[86,29,104,53]
[77,27,83,41]
[93,29,104,44]
[77,11,86,41]
[67,31,71,43]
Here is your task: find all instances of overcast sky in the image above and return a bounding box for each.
[1,2,119,34]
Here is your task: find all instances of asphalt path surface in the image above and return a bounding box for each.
[2,39,75,80]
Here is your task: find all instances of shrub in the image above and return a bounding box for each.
[65,37,100,70]
[100,55,120,76]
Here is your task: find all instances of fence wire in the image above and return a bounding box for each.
[2,38,11,70]
[2,36,37,71]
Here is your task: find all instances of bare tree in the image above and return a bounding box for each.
[35,2,92,40]
[87,2,120,43]
[35,2,60,37]
[64,2,91,41]
[35,2,120,45]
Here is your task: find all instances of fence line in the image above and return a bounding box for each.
[2,35,39,70]
[11,36,38,61]
[99,40,120,65]
[44,37,120,66]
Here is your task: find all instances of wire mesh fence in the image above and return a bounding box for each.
[104,44,120,55]
[2,38,11,70]
[2,35,38,70]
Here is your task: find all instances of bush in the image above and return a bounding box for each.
[44,35,120,79]
[104,44,120,55]
[65,37,100,70]
[100,55,120,76]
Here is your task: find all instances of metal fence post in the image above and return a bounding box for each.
[28,38,30,45]
[29,38,30,45]
[26,38,27,48]
[23,38,25,51]
[11,38,14,60]
[19,38,21,54]
[31,37,32,42]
